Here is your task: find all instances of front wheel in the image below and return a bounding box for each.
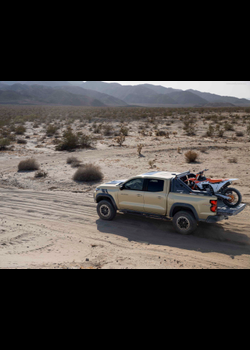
[222,187,242,208]
[97,200,116,221]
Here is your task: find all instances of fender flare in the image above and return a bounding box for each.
[96,193,118,211]
[169,203,199,221]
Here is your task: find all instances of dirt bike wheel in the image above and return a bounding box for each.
[222,187,242,208]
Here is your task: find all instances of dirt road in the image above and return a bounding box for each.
[1,188,250,269]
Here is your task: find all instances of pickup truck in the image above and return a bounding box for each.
[94,171,246,235]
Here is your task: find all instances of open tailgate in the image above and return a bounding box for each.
[217,202,246,217]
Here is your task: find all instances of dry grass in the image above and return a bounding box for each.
[185,150,199,163]
[228,157,238,164]
[18,158,40,171]
[73,164,104,182]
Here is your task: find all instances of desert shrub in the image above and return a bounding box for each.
[228,157,238,164]
[15,125,26,135]
[114,134,125,146]
[224,122,234,131]
[102,124,113,136]
[137,144,143,156]
[79,133,93,149]
[206,125,214,137]
[67,156,79,164]
[34,170,48,178]
[93,123,102,134]
[56,128,78,151]
[0,138,10,150]
[46,124,58,136]
[155,130,166,137]
[17,138,27,144]
[18,158,40,171]
[73,164,104,182]
[218,128,224,137]
[247,124,250,135]
[236,131,244,137]
[67,156,82,168]
[120,125,129,136]
[148,160,156,168]
[183,117,196,136]
[185,150,198,163]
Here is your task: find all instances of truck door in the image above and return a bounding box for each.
[117,178,145,212]
[143,179,167,215]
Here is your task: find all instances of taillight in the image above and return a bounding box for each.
[210,200,217,213]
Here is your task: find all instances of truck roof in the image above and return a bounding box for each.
[137,171,181,180]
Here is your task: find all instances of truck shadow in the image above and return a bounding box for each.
[96,213,250,258]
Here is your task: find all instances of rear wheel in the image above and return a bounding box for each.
[172,211,197,235]
[97,200,116,221]
[222,187,242,208]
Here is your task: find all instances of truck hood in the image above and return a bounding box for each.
[99,179,127,188]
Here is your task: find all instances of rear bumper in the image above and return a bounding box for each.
[206,215,228,223]
[206,203,246,223]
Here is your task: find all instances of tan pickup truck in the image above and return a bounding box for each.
[94,171,246,235]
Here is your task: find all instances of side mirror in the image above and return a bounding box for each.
[119,184,124,191]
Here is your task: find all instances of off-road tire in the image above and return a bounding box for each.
[222,187,242,208]
[172,211,197,235]
[97,200,116,221]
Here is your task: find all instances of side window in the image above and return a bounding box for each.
[147,179,164,192]
[123,178,144,191]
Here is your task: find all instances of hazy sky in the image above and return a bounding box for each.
[103,81,250,99]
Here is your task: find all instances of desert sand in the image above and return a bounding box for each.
[0,106,250,269]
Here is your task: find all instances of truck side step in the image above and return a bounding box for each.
[119,210,171,221]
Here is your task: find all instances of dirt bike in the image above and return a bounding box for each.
[184,169,242,208]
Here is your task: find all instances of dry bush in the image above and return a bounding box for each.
[34,170,48,178]
[224,122,234,131]
[247,124,250,135]
[73,164,104,182]
[120,125,129,136]
[228,157,238,164]
[185,150,199,163]
[56,128,78,151]
[18,158,40,171]
[236,131,244,137]
[79,133,94,149]
[114,134,125,146]
[183,117,196,136]
[102,124,113,136]
[67,156,79,164]
[137,144,143,156]
[0,138,10,150]
[17,138,27,144]
[15,125,26,135]
[155,130,166,137]
[206,125,214,137]
[46,124,58,136]
[148,160,156,168]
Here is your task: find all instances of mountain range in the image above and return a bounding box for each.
[0,81,249,107]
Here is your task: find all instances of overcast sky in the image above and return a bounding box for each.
[103,81,250,99]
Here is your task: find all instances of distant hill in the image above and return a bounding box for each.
[55,85,128,106]
[81,81,250,107]
[0,81,249,107]
[0,84,105,106]
[0,81,72,87]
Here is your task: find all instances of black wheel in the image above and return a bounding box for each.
[172,211,197,235]
[222,187,242,208]
[97,200,116,221]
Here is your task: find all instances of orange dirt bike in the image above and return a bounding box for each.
[184,169,242,208]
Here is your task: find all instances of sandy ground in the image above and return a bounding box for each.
[1,110,250,269]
